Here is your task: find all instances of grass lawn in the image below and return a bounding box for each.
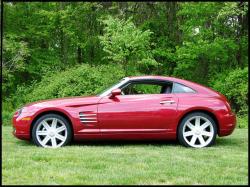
[2,126,248,185]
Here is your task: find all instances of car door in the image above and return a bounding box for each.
[97,92,178,134]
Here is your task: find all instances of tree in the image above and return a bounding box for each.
[173,2,248,85]
[2,2,248,117]
[99,16,158,75]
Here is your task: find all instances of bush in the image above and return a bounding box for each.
[25,64,126,103]
[237,115,248,129]
[210,67,248,115]
[2,102,15,126]
[3,64,126,125]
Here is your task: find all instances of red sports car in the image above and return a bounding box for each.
[13,76,236,148]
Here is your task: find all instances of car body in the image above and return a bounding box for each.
[12,76,236,148]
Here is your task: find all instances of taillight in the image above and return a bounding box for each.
[225,100,232,112]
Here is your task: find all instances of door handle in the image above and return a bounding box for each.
[160,100,176,104]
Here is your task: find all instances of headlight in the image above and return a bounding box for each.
[14,108,23,117]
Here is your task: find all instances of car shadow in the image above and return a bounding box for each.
[71,138,240,148]
[15,140,33,147]
[14,137,241,148]
[70,139,180,147]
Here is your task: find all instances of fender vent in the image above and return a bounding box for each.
[79,112,97,123]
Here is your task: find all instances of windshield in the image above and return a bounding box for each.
[98,77,129,97]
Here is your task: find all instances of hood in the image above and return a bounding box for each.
[24,95,101,108]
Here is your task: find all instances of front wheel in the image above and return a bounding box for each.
[178,112,217,148]
[32,114,72,148]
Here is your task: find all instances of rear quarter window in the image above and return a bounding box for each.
[173,83,196,93]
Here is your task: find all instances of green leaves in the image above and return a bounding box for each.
[211,67,248,115]
[2,2,248,118]
[2,37,30,96]
[217,2,248,20]
[174,2,248,87]
[99,16,157,74]
[23,64,126,102]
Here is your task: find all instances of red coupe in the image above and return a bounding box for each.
[13,76,236,148]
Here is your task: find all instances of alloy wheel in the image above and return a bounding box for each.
[35,118,68,148]
[182,116,214,148]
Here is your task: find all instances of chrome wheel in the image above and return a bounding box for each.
[36,118,68,148]
[182,116,214,148]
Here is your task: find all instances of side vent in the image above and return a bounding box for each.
[79,112,97,124]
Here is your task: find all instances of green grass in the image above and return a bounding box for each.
[2,126,248,185]
[237,115,248,128]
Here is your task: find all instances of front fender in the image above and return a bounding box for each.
[14,106,75,140]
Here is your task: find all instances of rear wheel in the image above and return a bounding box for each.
[178,112,217,148]
[32,114,72,148]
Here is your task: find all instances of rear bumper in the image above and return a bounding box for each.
[218,113,236,137]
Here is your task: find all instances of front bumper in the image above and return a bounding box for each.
[12,114,33,140]
[218,112,236,137]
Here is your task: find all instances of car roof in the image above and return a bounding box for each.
[127,75,195,85]
[128,75,179,82]
[127,76,220,96]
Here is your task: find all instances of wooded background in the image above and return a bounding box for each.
[2,2,248,127]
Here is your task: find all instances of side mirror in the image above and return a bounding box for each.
[110,89,121,98]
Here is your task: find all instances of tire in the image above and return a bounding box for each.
[32,114,72,148]
[178,112,217,148]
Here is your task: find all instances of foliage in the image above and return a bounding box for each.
[174,2,248,84]
[22,64,126,103]
[2,64,127,126]
[173,38,238,84]
[211,67,248,115]
[2,2,248,126]
[237,115,248,128]
[2,37,30,96]
[99,16,158,74]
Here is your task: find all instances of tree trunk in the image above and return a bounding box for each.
[59,30,68,65]
[235,2,247,68]
[59,2,68,65]
[166,2,180,46]
[77,46,82,64]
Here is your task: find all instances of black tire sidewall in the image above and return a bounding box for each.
[32,114,72,147]
[178,112,217,148]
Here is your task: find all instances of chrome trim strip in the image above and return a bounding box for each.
[79,117,97,120]
[79,112,97,124]
[79,114,96,116]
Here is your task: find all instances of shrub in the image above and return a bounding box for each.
[99,16,158,74]
[237,115,248,129]
[3,64,126,125]
[210,67,248,115]
[25,64,126,103]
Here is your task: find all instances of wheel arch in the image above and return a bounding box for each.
[30,110,74,140]
[177,109,219,135]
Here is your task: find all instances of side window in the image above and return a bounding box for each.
[173,83,195,93]
[122,83,162,95]
[121,81,173,95]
